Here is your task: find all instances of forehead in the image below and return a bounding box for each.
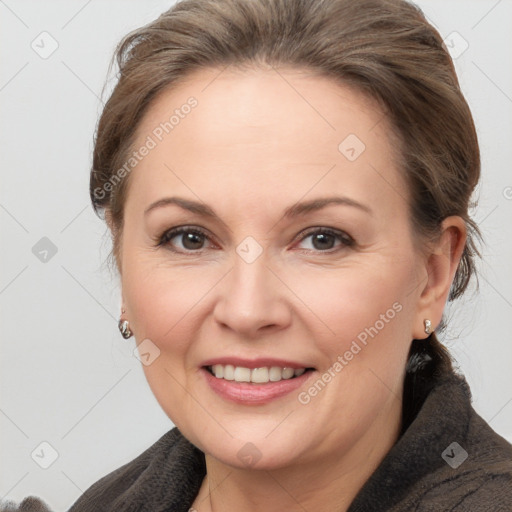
[127,66,407,217]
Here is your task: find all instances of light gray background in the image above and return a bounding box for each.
[1,0,511,509]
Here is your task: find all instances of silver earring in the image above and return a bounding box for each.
[118,308,133,339]
[424,319,432,335]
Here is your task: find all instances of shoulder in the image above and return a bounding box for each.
[350,368,512,512]
[411,459,512,512]
[414,473,512,512]
[0,497,53,512]
[402,376,512,511]
[0,428,204,512]
[68,427,205,511]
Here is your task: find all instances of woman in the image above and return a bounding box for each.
[6,0,511,510]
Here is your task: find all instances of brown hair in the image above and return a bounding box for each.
[90,0,482,373]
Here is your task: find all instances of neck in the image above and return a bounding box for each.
[193,395,403,512]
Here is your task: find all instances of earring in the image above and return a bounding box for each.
[424,319,432,335]
[118,308,133,339]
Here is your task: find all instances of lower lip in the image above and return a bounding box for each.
[202,368,313,405]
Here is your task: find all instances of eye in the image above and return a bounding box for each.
[295,227,354,252]
[158,226,213,252]
[157,225,354,254]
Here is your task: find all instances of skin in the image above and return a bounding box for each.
[111,65,466,511]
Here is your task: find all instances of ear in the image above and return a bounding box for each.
[412,216,467,339]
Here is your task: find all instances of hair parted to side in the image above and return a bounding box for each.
[90,0,482,374]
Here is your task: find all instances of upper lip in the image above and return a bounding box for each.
[201,357,313,370]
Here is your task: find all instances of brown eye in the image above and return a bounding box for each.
[297,228,354,252]
[311,232,336,250]
[159,227,211,252]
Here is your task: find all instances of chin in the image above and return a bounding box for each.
[181,418,314,471]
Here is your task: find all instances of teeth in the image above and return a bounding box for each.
[234,367,251,382]
[223,364,235,380]
[282,368,295,379]
[269,366,283,382]
[251,367,269,383]
[209,365,308,383]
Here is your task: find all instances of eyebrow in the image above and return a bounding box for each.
[144,196,373,218]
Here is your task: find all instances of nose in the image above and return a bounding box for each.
[213,254,292,339]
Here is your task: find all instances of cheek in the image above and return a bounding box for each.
[292,263,414,427]
[290,259,414,349]
[122,255,220,354]
[121,258,214,426]
[290,256,416,409]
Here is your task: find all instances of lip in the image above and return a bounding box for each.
[200,365,315,405]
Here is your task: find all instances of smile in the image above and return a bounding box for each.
[207,364,308,383]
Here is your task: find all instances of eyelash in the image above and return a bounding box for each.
[156,225,355,254]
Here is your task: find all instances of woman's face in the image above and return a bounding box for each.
[119,66,430,470]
